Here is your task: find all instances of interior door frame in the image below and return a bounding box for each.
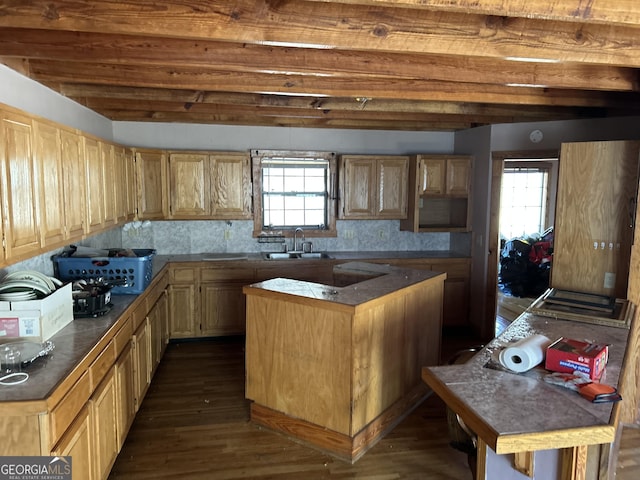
[485,150,559,334]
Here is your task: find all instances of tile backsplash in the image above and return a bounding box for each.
[1,220,470,277]
[119,219,468,254]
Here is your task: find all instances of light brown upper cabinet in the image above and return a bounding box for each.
[135,149,168,220]
[33,119,66,249]
[339,155,409,219]
[113,145,136,224]
[83,135,105,233]
[168,152,210,218]
[0,108,41,262]
[210,153,252,219]
[101,141,117,230]
[552,141,640,299]
[401,155,473,232]
[60,127,86,239]
[168,151,251,219]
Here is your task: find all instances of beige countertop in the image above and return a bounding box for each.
[422,311,630,454]
[243,261,446,308]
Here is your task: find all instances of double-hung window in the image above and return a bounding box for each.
[251,150,337,236]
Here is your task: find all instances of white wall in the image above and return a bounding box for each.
[0,65,113,140]
[112,121,454,154]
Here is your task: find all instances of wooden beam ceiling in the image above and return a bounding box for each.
[0,0,638,131]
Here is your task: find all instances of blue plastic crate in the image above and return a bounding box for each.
[53,249,156,294]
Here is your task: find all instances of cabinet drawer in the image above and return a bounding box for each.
[113,316,133,357]
[171,266,196,283]
[89,340,116,390]
[131,300,148,331]
[429,261,469,278]
[201,267,254,282]
[146,278,166,307]
[49,371,91,449]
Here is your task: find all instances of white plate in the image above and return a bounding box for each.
[4,270,56,291]
[0,292,37,301]
[0,279,51,296]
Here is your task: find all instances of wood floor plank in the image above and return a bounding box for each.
[110,338,473,479]
[110,336,639,479]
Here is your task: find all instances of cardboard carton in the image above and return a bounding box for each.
[545,337,609,381]
[0,283,73,342]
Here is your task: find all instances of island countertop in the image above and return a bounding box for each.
[242,261,446,309]
[422,311,631,455]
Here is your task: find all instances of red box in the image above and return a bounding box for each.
[545,337,609,381]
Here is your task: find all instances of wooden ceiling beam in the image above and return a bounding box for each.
[0,29,636,92]
[26,60,638,109]
[57,84,605,118]
[1,1,640,67]
[304,0,640,27]
[90,108,476,131]
[74,97,593,125]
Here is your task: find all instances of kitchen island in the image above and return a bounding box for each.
[422,308,638,480]
[243,261,447,462]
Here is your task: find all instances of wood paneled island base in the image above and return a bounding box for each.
[243,262,446,462]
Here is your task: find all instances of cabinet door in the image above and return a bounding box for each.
[60,128,86,239]
[446,158,471,196]
[51,406,93,480]
[84,136,104,232]
[100,141,117,228]
[553,141,639,298]
[210,152,252,218]
[378,157,408,218]
[340,156,376,218]
[201,282,247,336]
[148,291,168,374]
[90,368,118,480]
[124,148,137,220]
[115,342,135,450]
[33,119,66,248]
[168,283,198,338]
[136,149,167,219]
[133,320,151,410]
[0,109,41,261]
[169,152,210,217]
[113,145,129,223]
[420,158,446,195]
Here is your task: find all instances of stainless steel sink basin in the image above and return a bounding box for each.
[263,252,332,260]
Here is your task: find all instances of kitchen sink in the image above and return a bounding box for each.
[263,252,332,260]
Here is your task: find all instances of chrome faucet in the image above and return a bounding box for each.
[293,227,304,252]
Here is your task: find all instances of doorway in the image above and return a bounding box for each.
[486,150,559,335]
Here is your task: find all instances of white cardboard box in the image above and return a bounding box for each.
[0,283,73,342]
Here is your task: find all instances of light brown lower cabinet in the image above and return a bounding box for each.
[115,341,136,449]
[133,318,151,410]
[90,367,118,480]
[51,405,93,480]
[0,271,168,480]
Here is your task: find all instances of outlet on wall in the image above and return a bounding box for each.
[378,230,386,239]
[344,230,354,239]
[224,230,232,240]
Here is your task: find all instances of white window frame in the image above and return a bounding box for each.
[251,150,337,238]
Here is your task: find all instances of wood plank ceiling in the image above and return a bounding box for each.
[1,0,639,131]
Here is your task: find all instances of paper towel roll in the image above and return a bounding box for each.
[499,334,552,373]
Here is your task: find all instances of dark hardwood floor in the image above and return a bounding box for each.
[110,338,474,479]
